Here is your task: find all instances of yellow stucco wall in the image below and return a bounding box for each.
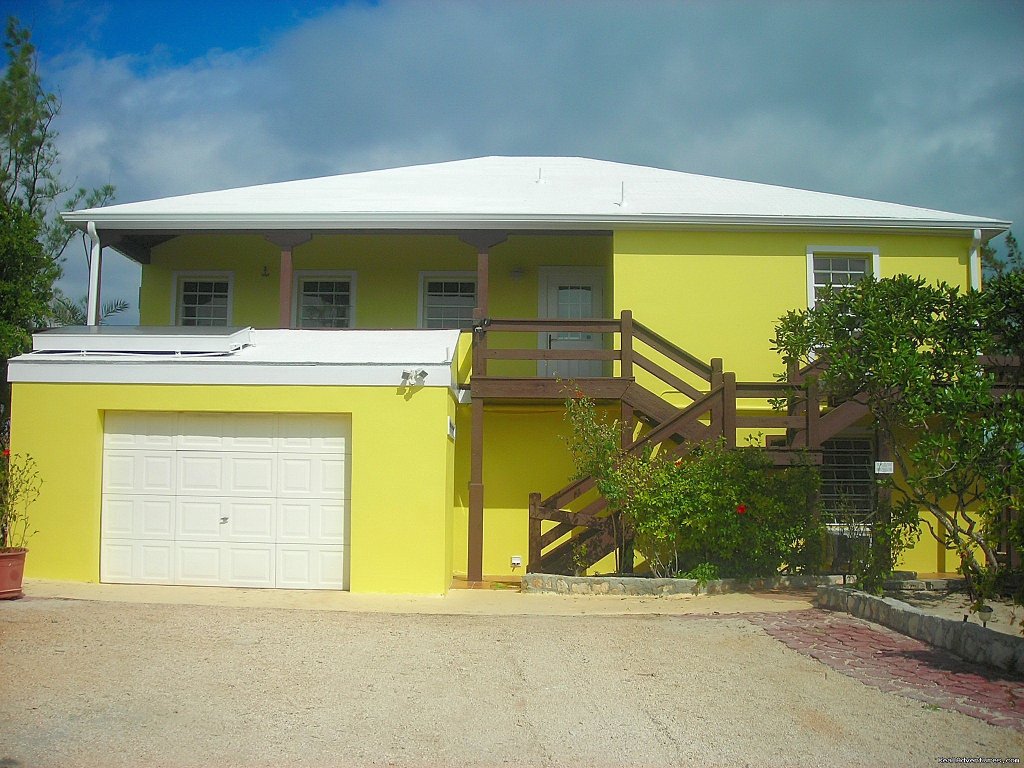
[140,233,612,332]
[62,227,981,587]
[10,383,454,594]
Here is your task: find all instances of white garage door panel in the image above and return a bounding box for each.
[277,545,346,590]
[101,540,174,584]
[278,500,346,544]
[104,412,177,450]
[278,418,350,455]
[104,451,176,495]
[102,495,174,539]
[177,497,275,542]
[279,454,346,498]
[101,412,350,590]
[177,453,277,496]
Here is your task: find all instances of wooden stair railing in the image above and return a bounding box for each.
[468,311,878,574]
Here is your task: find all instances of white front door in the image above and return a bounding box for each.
[539,267,605,378]
[101,412,350,590]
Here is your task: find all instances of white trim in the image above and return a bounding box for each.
[292,270,357,329]
[86,221,102,326]
[417,271,477,329]
[9,359,454,387]
[171,271,235,326]
[805,245,879,308]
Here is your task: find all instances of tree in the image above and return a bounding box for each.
[772,274,1023,596]
[0,17,117,406]
[0,17,115,264]
[48,290,128,327]
[0,202,56,358]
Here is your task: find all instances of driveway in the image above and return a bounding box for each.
[0,586,1021,767]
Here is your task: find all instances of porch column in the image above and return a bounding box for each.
[265,233,311,328]
[460,232,506,583]
[85,221,102,326]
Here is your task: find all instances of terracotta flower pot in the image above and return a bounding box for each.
[0,548,27,600]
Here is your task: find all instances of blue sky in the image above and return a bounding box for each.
[4,0,1023,323]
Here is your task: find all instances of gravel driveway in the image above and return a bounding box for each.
[1,596,1021,767]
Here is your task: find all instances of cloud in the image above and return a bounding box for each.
[38,0,1024,321]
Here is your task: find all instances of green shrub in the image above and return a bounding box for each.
[564,394,823,579]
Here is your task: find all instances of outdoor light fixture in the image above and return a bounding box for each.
[401,369,428,385]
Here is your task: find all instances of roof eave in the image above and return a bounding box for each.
[60,211,1011,239]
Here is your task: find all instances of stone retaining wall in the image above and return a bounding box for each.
[522,573,845,596]
[815,585,1024,675]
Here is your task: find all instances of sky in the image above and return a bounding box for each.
[4,0,1023,324]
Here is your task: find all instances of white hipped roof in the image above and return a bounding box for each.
[62,156,1009,236]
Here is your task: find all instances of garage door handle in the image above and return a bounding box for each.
[220,517,229,524]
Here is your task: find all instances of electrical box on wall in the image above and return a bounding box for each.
[510,555,522,568]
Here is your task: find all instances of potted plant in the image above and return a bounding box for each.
[0,447,40,600]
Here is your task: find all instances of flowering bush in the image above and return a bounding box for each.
[564,393,824,579]
[1,446,40,550]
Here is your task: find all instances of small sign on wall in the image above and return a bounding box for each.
[874,461,894,475]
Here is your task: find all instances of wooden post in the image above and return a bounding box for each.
[278,248,293,328]
[461,232,506,585]
[620,310,634,379]
[265,233,311,328]
[723,372,737,448]
[468,397,485,582]
[528,493,542,572]
[709,358,724,435]
[805,374,820,449]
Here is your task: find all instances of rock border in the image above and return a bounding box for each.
[522,572,847,596]
[815,585,1024,675]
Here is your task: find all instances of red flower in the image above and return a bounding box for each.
[2,449,9,458]
[736,504,747,515]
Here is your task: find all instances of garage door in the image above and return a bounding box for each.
[100,412,350,590]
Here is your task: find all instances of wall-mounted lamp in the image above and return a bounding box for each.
[510,266,525,282]
[261,265,270,278]
[401,368,429,386]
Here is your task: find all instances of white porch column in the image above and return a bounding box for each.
[86,221,103,326]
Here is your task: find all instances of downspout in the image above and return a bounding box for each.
[969,228,982,291]
[86,221,103,325]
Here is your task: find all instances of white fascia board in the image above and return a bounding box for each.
[7,359,454,387]
[61,210,1010,236]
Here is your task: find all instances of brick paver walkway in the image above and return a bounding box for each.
[744,608,1024,732]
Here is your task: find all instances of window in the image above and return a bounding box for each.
[295,273,354,328]
[806,247,879,306]
[420,274,476,329]
[177,275,231,326]
[820,438,875,528]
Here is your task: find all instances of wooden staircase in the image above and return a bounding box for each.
[470,313,870,576]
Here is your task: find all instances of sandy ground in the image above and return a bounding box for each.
[1,584,1022,767]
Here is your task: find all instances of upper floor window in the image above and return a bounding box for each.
[176,274,231,326]
[806,247,880,307]
[420,273,477,329]
[295,272,354,328]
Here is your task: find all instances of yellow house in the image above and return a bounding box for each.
[7,157,1011,593]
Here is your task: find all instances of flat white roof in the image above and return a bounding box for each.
[32,326,254,354]
[62,156,1009,236]
[9,329,462,388]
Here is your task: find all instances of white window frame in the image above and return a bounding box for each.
[171,271,234,326]
[293,270,357,329]
[806,246,880,308]
[418,271,477,329]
